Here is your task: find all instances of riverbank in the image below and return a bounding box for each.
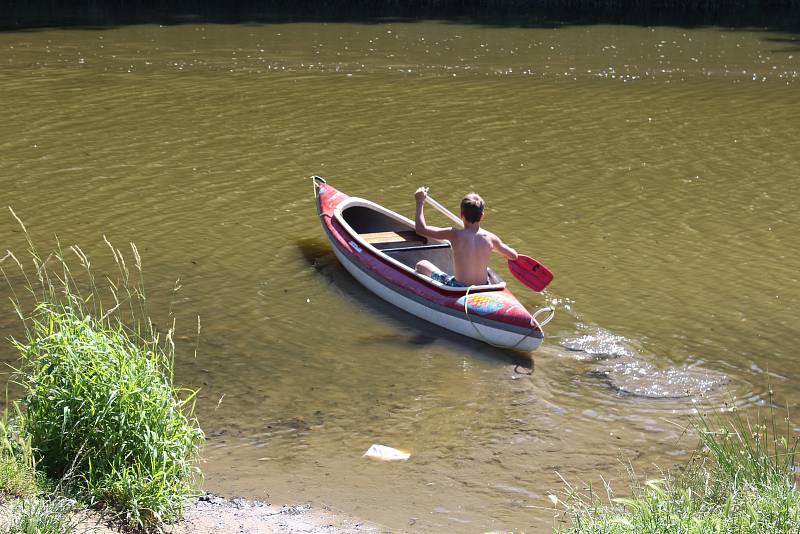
[1,493,386,534]
[175,494,384,534]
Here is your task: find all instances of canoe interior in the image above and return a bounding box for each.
[341,205,408,234]
[340,204,503,284]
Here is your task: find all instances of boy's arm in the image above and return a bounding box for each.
[414,187,454,240]
[489,233,519,261]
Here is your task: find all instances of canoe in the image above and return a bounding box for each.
[312,176,553,352]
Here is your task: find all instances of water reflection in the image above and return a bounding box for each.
[295,237,536,369]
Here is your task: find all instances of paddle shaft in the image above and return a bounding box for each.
[424,196,463,227]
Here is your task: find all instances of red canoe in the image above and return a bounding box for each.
[312,176,553,352]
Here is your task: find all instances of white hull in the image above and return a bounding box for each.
[331,245,542,352]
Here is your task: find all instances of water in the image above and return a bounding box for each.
[1,21,798,532]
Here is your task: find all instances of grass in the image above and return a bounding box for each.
[0,208,204,531]
[0,412,79,533]
[14,310,203,528]
[4,496,84,534]
[0,417,40,500]
[557,400,800,533]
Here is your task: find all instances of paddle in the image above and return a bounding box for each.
[424,195,554,292]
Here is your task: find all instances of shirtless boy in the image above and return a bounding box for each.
[413,186,518,287]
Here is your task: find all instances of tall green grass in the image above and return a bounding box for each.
[557,401,800,533]
[14,310,204,528]
[0,208,204,531]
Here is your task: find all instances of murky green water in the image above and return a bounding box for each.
[1,21,799,532]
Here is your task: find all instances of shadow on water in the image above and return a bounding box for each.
[761,35,800,52]
[2,2,800,35]
[296,236,534,373]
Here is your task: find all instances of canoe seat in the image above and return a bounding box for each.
[361,230,427,250]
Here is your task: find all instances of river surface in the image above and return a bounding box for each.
[1,20,799,532]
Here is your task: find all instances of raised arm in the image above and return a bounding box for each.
[489,232,518,261]
[414,187,454,240]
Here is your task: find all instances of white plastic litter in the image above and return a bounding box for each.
[363,444,410,461]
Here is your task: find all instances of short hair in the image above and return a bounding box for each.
[460,193,485,223]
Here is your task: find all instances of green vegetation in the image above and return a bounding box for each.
[0,418,40,500]
[0,209,204,531]
[5,496,83,534]
[558,402,800,533]
[14,310,203,528]
[0,413,76,533]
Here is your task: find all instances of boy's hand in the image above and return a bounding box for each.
[414,186,429,203]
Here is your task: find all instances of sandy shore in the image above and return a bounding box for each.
[2,493,388,534]
[164,493,387,534]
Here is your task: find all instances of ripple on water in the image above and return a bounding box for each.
[588,355,729,399]
[560,325,638,359]
[553,319,736,399]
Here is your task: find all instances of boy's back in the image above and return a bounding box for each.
[413,187,518,287]
[448,227,494,286]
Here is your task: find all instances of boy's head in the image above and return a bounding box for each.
[460,193,485,224]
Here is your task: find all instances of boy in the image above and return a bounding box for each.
[413,186,518,287]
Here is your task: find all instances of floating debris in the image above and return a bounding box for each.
[363,444,410,461]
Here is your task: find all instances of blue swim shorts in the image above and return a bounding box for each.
[430,271,467,287]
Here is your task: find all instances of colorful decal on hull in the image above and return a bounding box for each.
[456,294,505,316]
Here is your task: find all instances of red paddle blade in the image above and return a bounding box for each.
[508,255,553,292]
